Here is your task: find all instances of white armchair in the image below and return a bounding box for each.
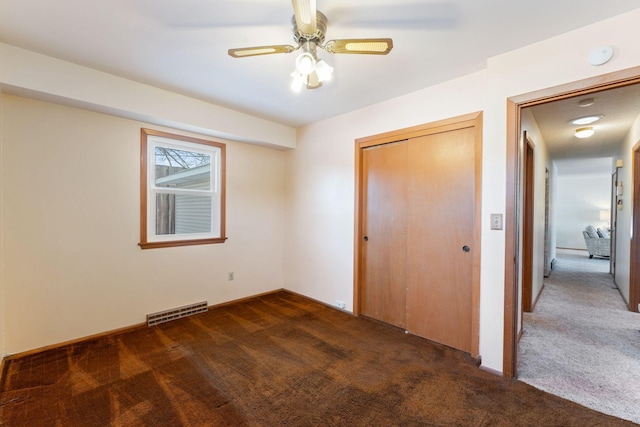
[582,225,610,258]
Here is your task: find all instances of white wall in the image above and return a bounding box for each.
[521,108,554,306]
[614,111,640,304]
[555,173,611,249]
[1,95,285,354]
[285,9,640,373]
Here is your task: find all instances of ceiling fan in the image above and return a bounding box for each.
[228,0,393,91]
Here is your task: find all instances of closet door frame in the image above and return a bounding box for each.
[353,112,483,357]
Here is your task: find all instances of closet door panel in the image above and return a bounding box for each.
[405,127,475,352]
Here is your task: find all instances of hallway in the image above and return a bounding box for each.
[517,249,640,424]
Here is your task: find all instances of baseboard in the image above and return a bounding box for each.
[530,283,545,311]
[210,289,285,309]
[281,289,354,315]
[2,322,148,363]
[2,289,287,363]
[0,356,5,386]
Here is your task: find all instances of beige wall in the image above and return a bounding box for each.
[1,95,285,354]
[0,44,296,150]
[285,9,640,373]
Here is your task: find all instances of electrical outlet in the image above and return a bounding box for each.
[336,301,346,309]
[228,272,234,281]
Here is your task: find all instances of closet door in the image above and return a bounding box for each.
[360,141,408,328]
[405,127,476,353]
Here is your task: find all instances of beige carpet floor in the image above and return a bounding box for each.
[518,248,640,424]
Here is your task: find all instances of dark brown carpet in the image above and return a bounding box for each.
[0,291,635,426]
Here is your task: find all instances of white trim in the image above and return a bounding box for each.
[146,136,222,243]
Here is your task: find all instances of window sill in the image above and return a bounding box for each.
[139,237,227,250]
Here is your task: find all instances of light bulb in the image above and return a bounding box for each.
[295,52,316,76]
[290,71,305,92]
[315,60,334,82]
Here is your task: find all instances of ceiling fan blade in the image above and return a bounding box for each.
[292,0,317,36]
[228,45,296,58]
[324,38,393,55]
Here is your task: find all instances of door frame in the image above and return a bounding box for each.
[503,66,640,378]
[353,112,483,357]
[611,169,618,277]
[543,168,551,277]
[630,142,640,311]
[522,133,535,314]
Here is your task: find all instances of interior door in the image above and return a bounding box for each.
[404,127,476,353]
[360,141,408,328]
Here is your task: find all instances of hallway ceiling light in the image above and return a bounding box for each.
[575,127,595,138]
[570,115,603,125]
[578,98,595,107]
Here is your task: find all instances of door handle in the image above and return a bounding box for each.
[462,245,470,252]
[364,236,369,241]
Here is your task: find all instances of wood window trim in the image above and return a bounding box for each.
[139,128,227,249]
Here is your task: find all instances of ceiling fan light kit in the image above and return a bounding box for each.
[228,0,393,91]
[290,41,334,91]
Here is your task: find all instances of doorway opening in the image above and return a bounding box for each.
[504,66,640,378]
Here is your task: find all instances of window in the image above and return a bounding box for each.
[139,128,226,249]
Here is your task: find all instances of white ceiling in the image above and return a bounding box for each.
[2,1,640,128]
[527,83,640,175]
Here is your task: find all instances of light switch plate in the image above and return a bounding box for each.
[490,213,503,230]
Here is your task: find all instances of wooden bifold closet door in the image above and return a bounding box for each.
[358,114,480,355]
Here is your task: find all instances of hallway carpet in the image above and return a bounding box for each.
[1,291,635,426]
[518,249,640,424]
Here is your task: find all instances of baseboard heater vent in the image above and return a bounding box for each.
[147,301,208,327]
